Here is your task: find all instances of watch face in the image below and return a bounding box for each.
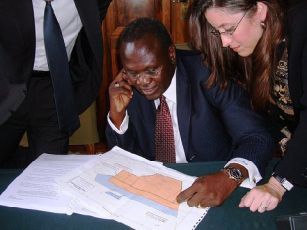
[226,167,243,181]
[230,169,242,179]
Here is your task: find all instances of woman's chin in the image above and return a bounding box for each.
[235,47,254,57]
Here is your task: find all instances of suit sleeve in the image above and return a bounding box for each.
[106,119,136,150]
[205,81,275,175]
[105,117,147,158]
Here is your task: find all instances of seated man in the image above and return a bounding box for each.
[105,18,275,207]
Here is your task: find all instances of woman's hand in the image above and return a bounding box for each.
[239,176,286,212]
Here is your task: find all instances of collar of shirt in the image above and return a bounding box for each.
[154,69,177,108]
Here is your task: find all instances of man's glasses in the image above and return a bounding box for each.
[122,66,163,81]
[210,11,248,37]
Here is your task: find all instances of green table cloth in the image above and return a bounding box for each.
[0,160,306,230]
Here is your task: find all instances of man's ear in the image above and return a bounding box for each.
[168,45,176,63]
[256,2,268,22]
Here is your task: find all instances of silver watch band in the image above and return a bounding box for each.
[272,173,293,191]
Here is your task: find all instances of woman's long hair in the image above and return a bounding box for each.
[188,0,284,110]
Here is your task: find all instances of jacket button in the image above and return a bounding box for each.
[189,154,196,161]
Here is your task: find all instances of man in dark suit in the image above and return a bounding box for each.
[0,0,111,165]
[105,18,275,207]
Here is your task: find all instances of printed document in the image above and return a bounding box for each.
[57,146,209,229]
[0,153,110,218]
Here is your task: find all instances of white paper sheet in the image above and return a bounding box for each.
[0,153,106,217]
[57,146,209,229]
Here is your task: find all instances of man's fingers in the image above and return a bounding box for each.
[110,79,133,99]
[176,185,198,203]
[185,190,204,207]
[112,79,132,91]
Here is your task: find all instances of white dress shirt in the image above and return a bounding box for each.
[32,0,82,71]
[107,70,261,188]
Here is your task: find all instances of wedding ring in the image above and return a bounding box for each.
[114,82,120,88]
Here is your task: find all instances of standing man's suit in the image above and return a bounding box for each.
[106,50,274,175]
[0,0,112,165]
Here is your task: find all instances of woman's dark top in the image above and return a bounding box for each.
[270,1,307,187]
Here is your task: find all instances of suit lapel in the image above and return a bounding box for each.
[130,91,156,160]
[144,100,156,159]
[176,61,191,155]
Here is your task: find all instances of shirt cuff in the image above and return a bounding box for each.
[107,111,129,134]
[224,158,262,189]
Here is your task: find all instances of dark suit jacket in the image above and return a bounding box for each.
[106,50,274,175]
[0,0,111,125]
[274,1,307,186]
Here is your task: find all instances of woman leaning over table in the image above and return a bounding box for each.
[188,0,307,212]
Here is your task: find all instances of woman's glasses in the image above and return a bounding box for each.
[210,11,248,37]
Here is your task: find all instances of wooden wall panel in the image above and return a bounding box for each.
[115,0,162,26]
[170,1,190,44]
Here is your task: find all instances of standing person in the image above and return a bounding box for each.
[0,0,112,166]
[188,0,307,212]
[106,17,274,208]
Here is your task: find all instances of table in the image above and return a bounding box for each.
[0,161,306,230]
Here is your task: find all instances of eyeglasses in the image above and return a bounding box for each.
[122,66,163,81]
[210,11,248,37]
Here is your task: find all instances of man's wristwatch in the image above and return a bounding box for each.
[272,172,293,191]
[222,167,244,184]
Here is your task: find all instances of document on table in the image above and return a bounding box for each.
[0,153,111,218]
[57,146,209,230]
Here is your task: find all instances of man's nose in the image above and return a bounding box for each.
[136,74,150,84]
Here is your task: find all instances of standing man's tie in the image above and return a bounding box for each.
[44,0,80,135]
[155,95,176,163]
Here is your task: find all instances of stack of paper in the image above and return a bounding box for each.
[0,153,105,218]
[0,146,209,229]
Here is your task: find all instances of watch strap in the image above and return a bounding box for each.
[272,172,293,191]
